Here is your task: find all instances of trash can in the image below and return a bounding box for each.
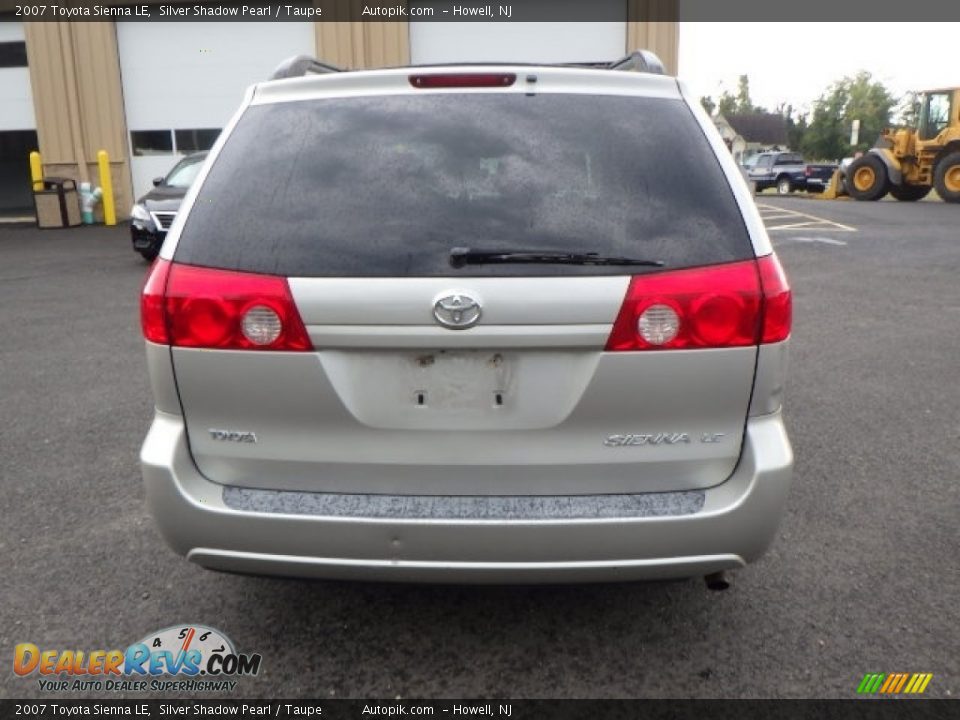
[34,177,82,229]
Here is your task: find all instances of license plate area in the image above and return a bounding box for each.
[407,350,512,410]
[318,349,598,431]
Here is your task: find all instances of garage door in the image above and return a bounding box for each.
[409,0,626,64]
[116,21,314,198]
[0,20,38,214]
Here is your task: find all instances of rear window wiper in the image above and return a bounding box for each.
[449,247,665,269]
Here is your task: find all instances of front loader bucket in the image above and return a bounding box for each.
[816,169,848,200]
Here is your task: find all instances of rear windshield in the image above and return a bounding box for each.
[175,93,753,277]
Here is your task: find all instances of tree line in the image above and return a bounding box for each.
[700,73,916,161]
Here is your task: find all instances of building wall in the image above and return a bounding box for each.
[0,20,36,130]
[24,21,132,217]
[20,12,677,219]
[0,19,39,213]
[316,21,411,68]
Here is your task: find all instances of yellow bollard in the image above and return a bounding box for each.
[29,151,43,191]
[97,149,116,226]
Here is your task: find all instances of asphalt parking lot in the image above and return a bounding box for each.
[1,196,958,700]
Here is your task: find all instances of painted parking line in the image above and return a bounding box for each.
[756,202,857,232]
[772,235,848,247]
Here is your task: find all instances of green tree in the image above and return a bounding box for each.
[789,114,809,153]
[778,103,808,152]
[735,75,756,114]
[896,91,922,128]
[717,91,738,117]
[709,75,765,118]
[802,71,896,160]
[717,75,766,115]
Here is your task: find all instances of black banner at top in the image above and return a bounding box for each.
[0,699,957,719]
[1,0,960,22]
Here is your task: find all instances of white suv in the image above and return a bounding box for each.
[140,51,793,585]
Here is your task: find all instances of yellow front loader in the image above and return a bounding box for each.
[845,87,960,203]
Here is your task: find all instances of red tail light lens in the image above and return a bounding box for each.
[139,261,312,351]
[757,254,792,343]
[409,73,516,89]
[605,257,791,351]
[141,258,171,344]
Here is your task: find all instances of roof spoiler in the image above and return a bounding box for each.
[269,55,343,80]
[267,49,667,81]
[607,50,666,75]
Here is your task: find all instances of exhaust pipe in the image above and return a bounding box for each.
[704,571,730,591]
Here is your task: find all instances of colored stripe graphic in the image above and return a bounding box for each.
[857,672,932,694]
[879,674,897,693]
[857,673,885,693]
[906,673,933,694]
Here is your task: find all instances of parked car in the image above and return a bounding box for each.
[139,52,793,586]
[129,152,207,261]
[747,152,838,195]
[747,152,807,194]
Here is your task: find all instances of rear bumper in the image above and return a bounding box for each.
[140,412,793,583]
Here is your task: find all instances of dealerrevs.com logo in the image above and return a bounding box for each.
[13,624,261,693]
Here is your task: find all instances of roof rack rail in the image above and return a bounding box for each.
[608,50,666,75]
[269,55,343,80]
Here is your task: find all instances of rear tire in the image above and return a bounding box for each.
[776,176,792,195]
[847,155,889,201]
[933,151,960,203]
[889,185,931,202]
[139,249,158,262]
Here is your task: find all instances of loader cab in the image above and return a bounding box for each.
[918,90,954,141]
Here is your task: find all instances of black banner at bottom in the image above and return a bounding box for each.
[1,699,956,720]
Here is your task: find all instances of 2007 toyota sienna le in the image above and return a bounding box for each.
[139,51,793,586]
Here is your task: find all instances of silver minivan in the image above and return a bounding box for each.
[140,52,793,585]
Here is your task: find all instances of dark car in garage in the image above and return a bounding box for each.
[130,152,207,261]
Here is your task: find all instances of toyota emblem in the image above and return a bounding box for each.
[433,293,482,329]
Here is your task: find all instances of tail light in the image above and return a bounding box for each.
[141,258,172,344]
[805,166,812,177]
[605,256,791,351]
[409,73,516,89]
[140,260,312,351]
[757,254,792,343]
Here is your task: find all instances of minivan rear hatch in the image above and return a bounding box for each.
[165,83,763,496]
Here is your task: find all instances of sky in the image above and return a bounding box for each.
[678,23,958,118]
